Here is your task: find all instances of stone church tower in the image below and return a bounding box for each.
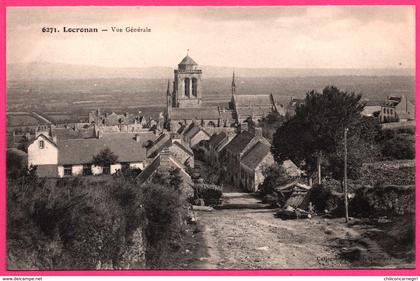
[172,54,202,108]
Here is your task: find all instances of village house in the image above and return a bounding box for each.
[362,96,415,123]
[146,133,194,168]
[239,141,274,192]
[136,148,193,189]
[207,131,232,165]
[27,131,157,178]
[89,109,140,126]
[379,103,397,123]
[391,95,415,122]
[220,127,270,189]
[182,124,211,149]
[361,100,384,118]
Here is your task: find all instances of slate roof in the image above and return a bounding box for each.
[178,55,198,66]
[240,142,271,170]
[57,134,153,165]
[209,132,228,149]
[171,107,220,120]
[236,107,272,118]
[272,96,293,108]
[136,155,161,185]
[282,160,302,177]
[222,130,255,155]
[136,153,192,186]
[234,95,273,107]
[183,125,201,139]
[362,100,386,106]
[173,141,194,156]
[146,133,171,157]
[147,138,193,159]
[53,127,96,141]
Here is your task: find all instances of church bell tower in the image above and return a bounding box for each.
[172,52,202,108]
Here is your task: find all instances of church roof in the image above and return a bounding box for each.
[234,95,274,107]
[171,107,220,120]
[179,55,198,66]
[237,107,272,118]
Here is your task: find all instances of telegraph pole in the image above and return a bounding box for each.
[344,127,349,223]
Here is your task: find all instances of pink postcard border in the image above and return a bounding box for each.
[0,0,418,276]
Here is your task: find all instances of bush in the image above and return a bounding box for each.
[259,164,295,196]
[350,185,414,218]
[308,183,345,216]
[308,184,331,213]
[142,183,187,268]
[7,175,146,270]
[6,149,28,179]
[382,135,415,160]
[193,183,223,206]
[358,162,415,186]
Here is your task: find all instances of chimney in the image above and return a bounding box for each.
[160,148,171,168]
[135,134,141,142]
[254,127,263,138]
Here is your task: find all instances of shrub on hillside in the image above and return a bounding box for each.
[193,183,223,206]
[358,163,415,186]
[6,149,28,180]
[350,184,415,218]
[141,183,187,268]
[382,135,415,160]
[7,175,146,270]
[308,183,345,216]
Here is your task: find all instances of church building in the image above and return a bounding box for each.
[165,54,281,132]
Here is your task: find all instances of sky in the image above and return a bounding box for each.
[6,6,415,69]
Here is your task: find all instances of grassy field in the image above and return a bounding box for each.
[7,76,415,123]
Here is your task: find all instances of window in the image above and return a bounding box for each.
[64,165,72,176]
[103,166,110,175]
[39,140,45,149]
[83,164,92,176]
[192,78,197,97]
[121,163,130,171]
[184,78,190,97]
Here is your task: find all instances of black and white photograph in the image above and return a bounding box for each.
[6,6,416,270]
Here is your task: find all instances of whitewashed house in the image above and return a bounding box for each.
[28,133,153,177]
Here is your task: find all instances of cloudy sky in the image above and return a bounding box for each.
[6,6,415,69]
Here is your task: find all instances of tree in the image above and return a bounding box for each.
[272,86,365,184]
[382,135,415,160]
[259,112,285,141]
[6,149,28,179]
[259,163,295,195]
[92,148,118,167]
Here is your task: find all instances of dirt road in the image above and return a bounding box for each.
[196,191,351,269]
[195,190,414,269]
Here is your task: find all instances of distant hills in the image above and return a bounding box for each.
[7,62,414,81]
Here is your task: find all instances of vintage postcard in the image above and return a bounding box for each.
[4,5,417,274]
